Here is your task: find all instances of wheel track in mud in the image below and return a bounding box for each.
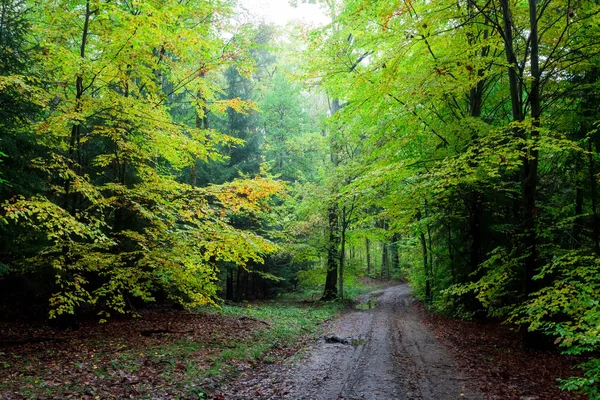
[215,284,480,400]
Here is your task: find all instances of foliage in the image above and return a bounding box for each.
[299,0,600,394]
[0,0,287,319]
[509,251,600,397]
[3,0,600,394]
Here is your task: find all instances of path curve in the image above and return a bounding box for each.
[217,284,480,399]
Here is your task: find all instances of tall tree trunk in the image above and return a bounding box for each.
[365,237,371,275]
[447,217,456,284]
[226,268,234,301]
[251,272,257,299]
[468,192,482,275]
[381,241,389,278]
[338,206,346,300]
[322,97,341,300]
[190,85,209,188]
[588,141,600,254]
[417,209,430,300]
[322,204,339,300]
[500,0,523,123]
[522,0,540,296]
[427,218,434,299]
[465,9,488,282]
[64,0,91,211]
[500,0,526,229]
[390,233,400,276]
[421,231,430,300]
[235,265,242,302]
[243,269,249,299]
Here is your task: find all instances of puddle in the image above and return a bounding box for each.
[356,296,378,310]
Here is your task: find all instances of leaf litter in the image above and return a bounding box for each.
[0,309,270,399]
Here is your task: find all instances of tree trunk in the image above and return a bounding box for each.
[417,209,430,300]
[427,219,434,298]
[338,205,346,300]
[588,141,600,254]
[226,268,234,301]
[522,0,540,296]
[500,0,526,230]
[500,0,523,123]
[365,237,371,275]
[64,0,91,211]
[190,82,209,188]
[469,192,482,276]
[447,217,456,284]
[322,97,341,300]
[235,265,242,302]
[390,233,400,276]
[322,204,339,300]
[243,269,249,299]
[466,22,487,282]
[381,241,388,278]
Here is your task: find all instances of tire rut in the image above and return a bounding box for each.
[215,284,481,399]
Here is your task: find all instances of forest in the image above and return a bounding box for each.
[1,0,600,398]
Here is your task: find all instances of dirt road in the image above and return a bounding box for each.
[217,284,479,399]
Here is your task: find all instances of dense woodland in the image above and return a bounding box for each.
[1,0,600,397]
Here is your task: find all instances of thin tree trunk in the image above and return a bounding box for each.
[322,204,339,300]
[365,237,371,275]
[64,0,91,211]
[447,217,455,284]
[235,265,242,302]
[466,25,487,281]
[469,192,482,275]
[226,268,234,301]
[338,206,346,300]
[421,231,430,300]
[588,141,600,254]
[390,233,400,276]
[500,0,526,229]
[190,85,209,188]
[322,97,341,300]
[427,220,433,299]
[417,209,430,300]
[243,269,249,299]
[500,0,523,123]
[522,0,540,296]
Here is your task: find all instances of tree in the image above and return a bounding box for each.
[0,0,283,320]
[302,0,600,394]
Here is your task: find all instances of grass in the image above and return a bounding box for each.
[212,299,343,360]
[1,280,397,399]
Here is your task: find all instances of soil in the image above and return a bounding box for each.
[420,304,584,399]
[215,284,480,399]
[1,284,583,399]
[0,310,267,399]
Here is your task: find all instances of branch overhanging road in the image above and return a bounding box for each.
[216,284,481,400]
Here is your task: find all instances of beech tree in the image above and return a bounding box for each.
[0,0,282,319]
[2,0,600,395]
[301,0,600,395]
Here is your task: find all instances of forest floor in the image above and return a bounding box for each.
[0,298,344,399]
[214,284,585,400]
[0,283,585,399]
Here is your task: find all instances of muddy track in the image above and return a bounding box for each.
[215,284,480,399]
